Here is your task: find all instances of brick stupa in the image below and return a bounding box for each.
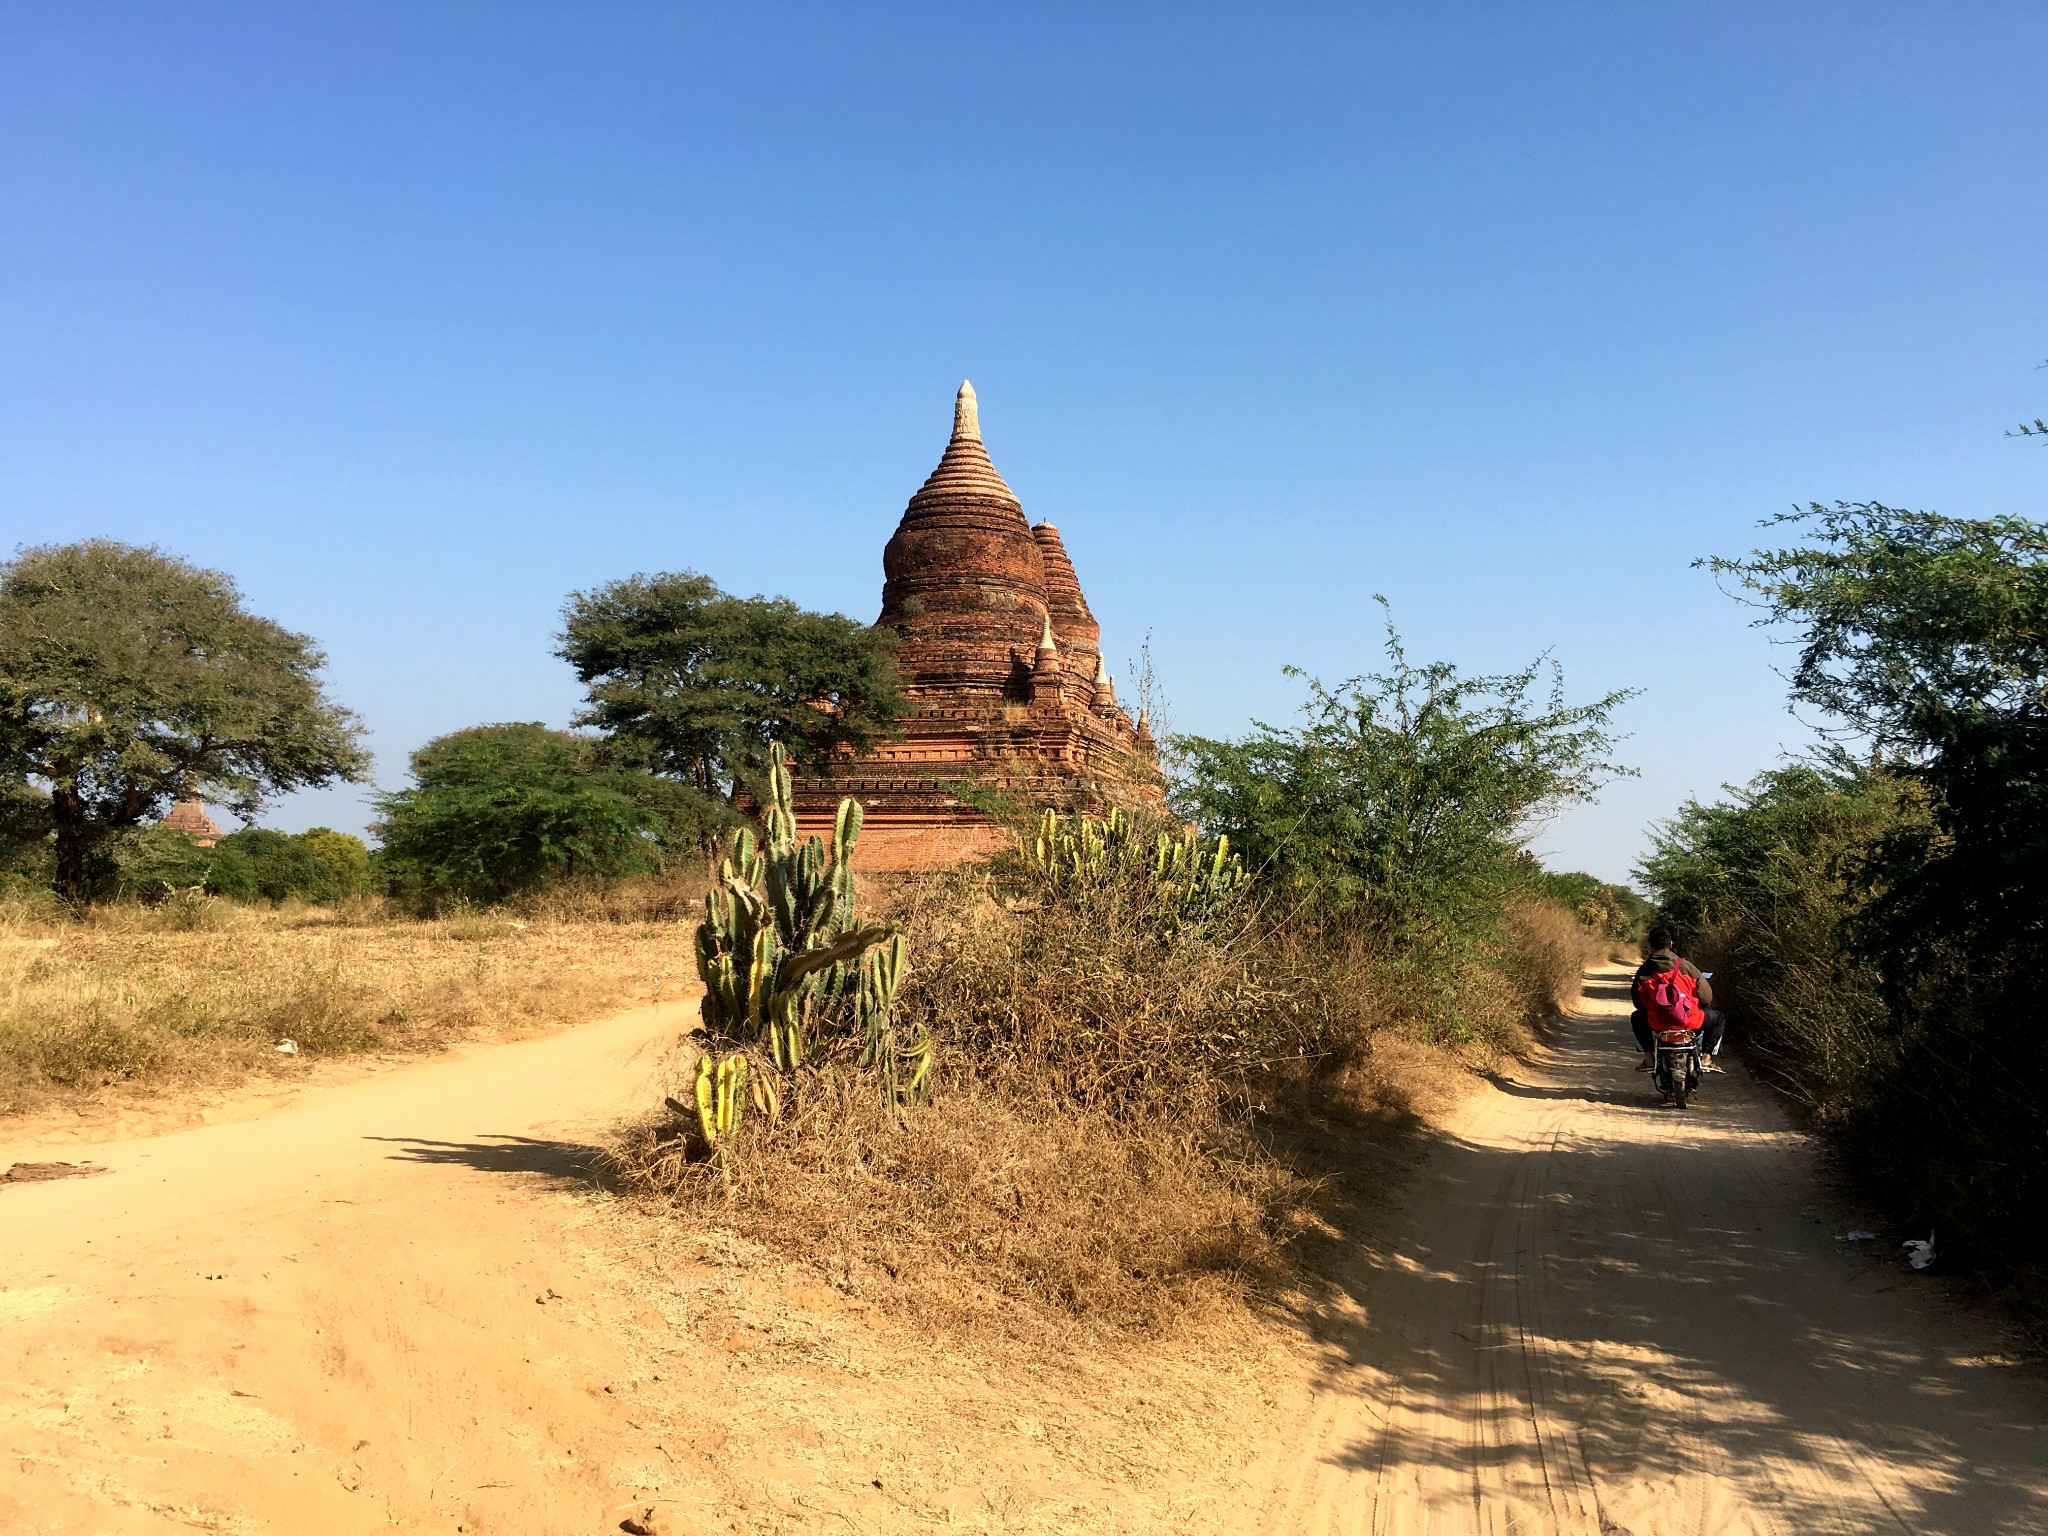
[792,382,1162,867]
[162,795,223,847]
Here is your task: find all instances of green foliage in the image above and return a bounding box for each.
[109,825,219,898]
[557,571,906,805]
[1173,613,1630,1028]
[1697,502,2048,1276]
[694,743,922,1101]
[298,827,373,898]
[373,723,661,905]
[107,823,376,905]
[1518,864,1651,943]
[1636,763,1926,1111]
[0,540,369,901]
[1707,503,2048,752]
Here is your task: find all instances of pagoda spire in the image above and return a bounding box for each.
[953,380,980,442]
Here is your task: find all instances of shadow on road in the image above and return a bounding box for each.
[366,1134,613,1187]
[1246,966,2048,1534]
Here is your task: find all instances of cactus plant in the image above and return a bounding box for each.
[1024,806,1247,935]
[690,1049,753,1153]
[693,742,926,1102]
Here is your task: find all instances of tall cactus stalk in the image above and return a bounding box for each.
[693,743,928,1101]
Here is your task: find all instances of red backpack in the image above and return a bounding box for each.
[1638,965,1704,1032]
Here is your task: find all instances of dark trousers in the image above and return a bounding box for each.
[1632,1008,1726,1056]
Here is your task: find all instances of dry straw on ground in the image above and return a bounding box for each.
[0,883,697,1116]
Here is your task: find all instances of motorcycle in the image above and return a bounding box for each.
[1649,968,1710,1109]
[1651,1026,1702,1108]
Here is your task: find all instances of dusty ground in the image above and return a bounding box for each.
[0,996,1298,1535]
[3,967,2044,1534]
[1226,964,2048,1534]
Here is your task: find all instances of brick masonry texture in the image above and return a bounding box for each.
[793,382,1162,868]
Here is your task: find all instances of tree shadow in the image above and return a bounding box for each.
[365,1135,614,1188]
[1481,1071,1666,1110]
[1259,1004,2048,1531]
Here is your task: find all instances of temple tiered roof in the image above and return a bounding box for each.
[793,382,1161,867]
[162,796,222,847]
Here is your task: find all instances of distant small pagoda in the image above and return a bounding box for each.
[162,794,223,847]
[792,382,1163,867]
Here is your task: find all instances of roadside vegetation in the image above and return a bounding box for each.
[0,545,896,1110]
[1640,498,2048,1311]
[0,884,693,1118]
[613,620,1632,1337]
[2,536,1633,1345]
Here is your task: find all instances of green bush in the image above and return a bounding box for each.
[374,722,664,906]
[1637,763,1926,1115]
[106,824,372,906]
[1689,502,2048,1282]
[1173,614,1629,1034]
[1518,863,1651,944]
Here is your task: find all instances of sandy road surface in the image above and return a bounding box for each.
[8,966,2048,1535]
[1230,964,2048,1535]
[1,1003,682,1533]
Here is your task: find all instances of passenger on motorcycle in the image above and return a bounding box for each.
[1631,927,1727,1073]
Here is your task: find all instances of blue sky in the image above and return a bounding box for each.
[4,3,2043,882]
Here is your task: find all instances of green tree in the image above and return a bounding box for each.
[1708,503,2048,752]
[373,723,660,904]
[299,827,372,897]
[0,541,368,902]
[557,572,905,807]
[1635,762,1925,1112]
[214,828,338,903]
[1706,502,2048,1270]
[1174,615,1630,1019]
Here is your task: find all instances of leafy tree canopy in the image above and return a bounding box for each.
[373,723,661,905]
[111,824,373,905]
[0,540,368,901]
[556,571,905,801]
[1174,613,1633,969]
[1707,503,2048,754]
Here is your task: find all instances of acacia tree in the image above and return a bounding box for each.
[1707,503,2048,1259]
[0,541,368,902]
[557,571,905,809]
[1174,611,1631,1019]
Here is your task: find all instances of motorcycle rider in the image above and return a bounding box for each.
[1631,927,1726,1073]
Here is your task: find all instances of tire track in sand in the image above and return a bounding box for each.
[1225,964,2048,1536]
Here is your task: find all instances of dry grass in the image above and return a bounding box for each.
[1500,896,1602,1017]
[612,877,1599,1343]
[0,889,692,1117]
[620,1071,1308,1339]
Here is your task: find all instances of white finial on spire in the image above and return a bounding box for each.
[1038,612,1058,652]
[1095,652,1112,685]
[953,380,980,442]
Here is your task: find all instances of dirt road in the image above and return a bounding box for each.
[1230,963,2048,1535]
[0,1003,1271,1536]
[0,1003,684,1533]
[5,967,2046,1534]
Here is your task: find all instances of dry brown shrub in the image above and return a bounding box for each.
[513,872,709,925]
[882,866,1343,1119]
[612,863,1370,1338]
[611,872,1602,1340]
[1499,897,1599,1018]
[614,1066,1306,1337]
